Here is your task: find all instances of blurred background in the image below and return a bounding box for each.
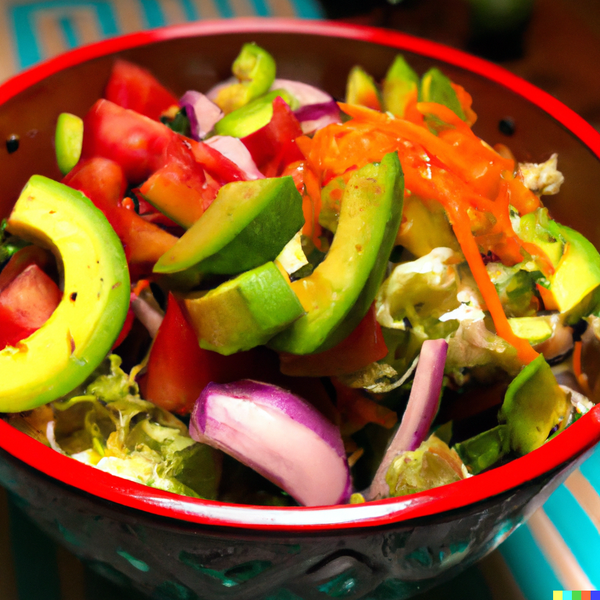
[1,0,600,598]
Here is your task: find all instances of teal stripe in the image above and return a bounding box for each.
[179,0,199,21]
[288,0,324,18]
[248,0,271,17]
[137,0,166,28]
[578,445,600,490]
[58,16,79,49]
[543,485,600,588]
[213,0,234,18]
[10,0,119,69]
[498,524,562,600]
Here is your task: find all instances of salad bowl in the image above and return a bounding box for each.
[2,18,600,600]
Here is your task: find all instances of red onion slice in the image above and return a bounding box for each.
[189,380,351,507]
[367,339,449,500]
[204,136,264,180]
[271,78,332,106]
[294,100,341,134]
[179,90,224,140]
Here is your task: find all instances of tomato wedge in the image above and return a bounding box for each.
[279,303,388,377]
[0,264,62,350]
[104,59,179,121]
[63,157,178,271]
[0,245,54,294]
[81,99,176,185]
[242,96,304,177]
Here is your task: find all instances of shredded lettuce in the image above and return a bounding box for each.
[49,355,221,499]
[385,434,468,497]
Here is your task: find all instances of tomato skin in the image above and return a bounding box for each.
[141,293,216,415]
[63,156,126,211]
[242,96,304,177]
[112,308,135,350]
[0,264,62,350]
[63,157,177,272]
[187,139,248,185]
[104,59,179,121]
[0,245,54,294]
[81,99,176,185]
[0,304,35,350]
[279,303,388,377]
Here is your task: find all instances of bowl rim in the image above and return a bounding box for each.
[2,17,600,531]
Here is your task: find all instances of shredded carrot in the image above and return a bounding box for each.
[305,103,551,365]
[445,201,539,364]
[132,278,150,296]
[450,82,478,126]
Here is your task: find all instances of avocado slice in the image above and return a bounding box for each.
[549,223,600,314]
[55,112,83,175]
[154,176,304,276]
[214,89,297,138]
[419,67,466,121]
[508,316,553,345]
[269,151,404,354]
[346,66,382,110]
[382,55,419,117]
[0,175,130,412]
[212,42,276,114]
[516,208,600,315]
[182,261,304,355]
[498,354,569,455]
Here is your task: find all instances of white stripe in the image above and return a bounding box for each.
[527,508,593,590]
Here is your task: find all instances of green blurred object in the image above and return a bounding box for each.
[465,0,536,59]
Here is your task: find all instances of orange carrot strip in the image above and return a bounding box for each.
[401,160,538,364]
[338,102,513,197]
[447,202,538,364]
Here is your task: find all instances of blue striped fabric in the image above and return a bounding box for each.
[0,0,324,79]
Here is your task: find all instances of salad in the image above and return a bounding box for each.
[1,42,599,508]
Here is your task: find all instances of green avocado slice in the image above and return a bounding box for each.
[346,66,382,109]
[549,223,600,314]
[0,175,130,412]
[182,261,304,355]
[498,354,569,455]
[154,176,304,276]
[269,151,404,355]
[419,67,466,121]
[55,112,83,175]
[382,55,419,118]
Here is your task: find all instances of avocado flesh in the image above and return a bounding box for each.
[346,66,381,109]
[154,176,304,276]
[269,152,404,355]
[0,175,130,412]
[499,354,569,455]
[517,208,600,315]
[419,67,466,121]
[508,316,553,345]
[382,55,419,117]
[55,112,83,175]
[182,261,305,355]
[549,223,600,314]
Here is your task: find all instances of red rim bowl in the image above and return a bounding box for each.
[1,18,600,532]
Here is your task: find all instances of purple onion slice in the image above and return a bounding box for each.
[367,339,449,500]
[204,136,264,180]
[179,90,224,140]
[271,78,332,106]
[189,380,351,507]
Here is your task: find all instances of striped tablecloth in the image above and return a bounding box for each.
[0,1,599,598]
